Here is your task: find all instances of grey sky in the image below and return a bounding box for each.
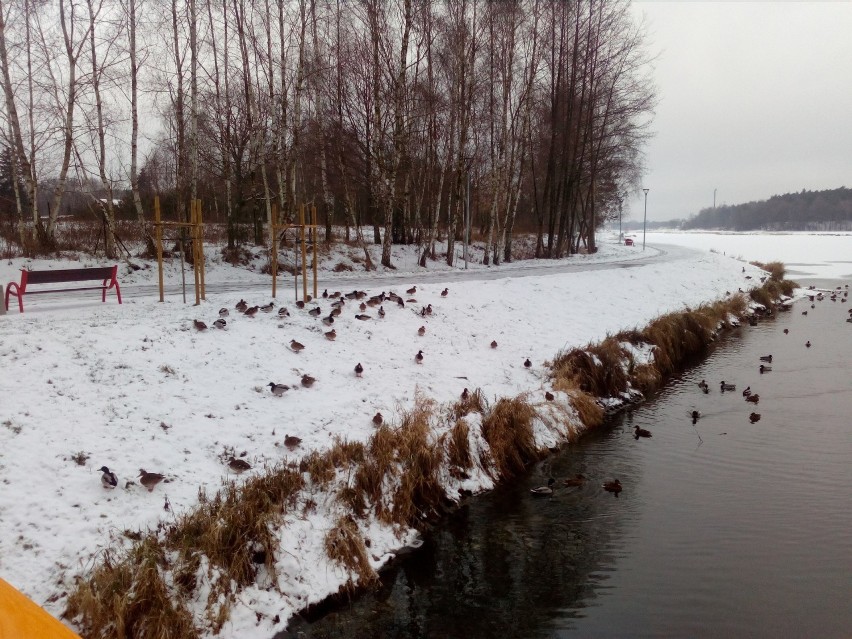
[627,1,852,222]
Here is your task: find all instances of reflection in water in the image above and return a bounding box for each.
[282,280,852,639]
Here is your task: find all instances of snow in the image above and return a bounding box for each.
[0,231,804,635]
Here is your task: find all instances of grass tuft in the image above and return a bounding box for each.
[480,396,542,479]
[324,516,378,589]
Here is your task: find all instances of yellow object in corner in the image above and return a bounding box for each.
[0,578,82,639]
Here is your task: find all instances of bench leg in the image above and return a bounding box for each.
[5,283,23,313]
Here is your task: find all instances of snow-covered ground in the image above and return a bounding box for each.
[0,232,806,635]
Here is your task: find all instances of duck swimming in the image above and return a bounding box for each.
[749,412,761,423]
[530,477,556,497]
[745,393,760,404]
[759,355,772,362]
[759,364,772,373]
[563,474,587,487]
[603,479,623,496]
[634,425,652,438]
[698,379,709,393]
[720,381,736,392]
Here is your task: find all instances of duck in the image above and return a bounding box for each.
[783,328,789,334]
[397,298,405,308]
[193,319,207,331]
[720,381,736,392]
[759,355,772,362]
[806,341,811,348]
[420,306,428,317]
[260,302,275,312]
[98,466,118,489]
[355,314,371,321]
[461,388,470,400]
[491,340,498,349]
[345,290,359,300]
[426,304,433,315]
[331,299,345,309]
[235,299,248,312]
[359,302,367,312]
[309,306,322,317]
[218,308,229,317]
[138,469,165,492]
[690,410,701,422]
[228,457,251,473]
[268,382,289,396]
[324,329,336,341]
[524,358,532,368]
[372,412,383,426]
[322,315,335,325]
[244,306,259,317]
[563,473,586,487]
[530,477,556,497]
[802,310,808,316]
[602,479,622,495]
[290,339,305,353]
[441,288,448,297]
[749,412,761,424]
[698,379,709,393]
[415,350,424,364]
[634,426,652,438]
[331,307,342,317]
[545,391,555,401]
[418,326,426,336]
[213,318,227,330]
[354,362,364,377]
[301,374,316,388]
[322,289,329,298]
[745,394,760,404]
[378,306,386,318]
[278,307,290,317]
[295,300,306,309]
[406,286,417,295]
[329,291,341,299]
[759,364,771,373]
[742,386,751,397]
[284,435,302,450]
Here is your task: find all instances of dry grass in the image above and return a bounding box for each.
[551,339,629,397]
[751,260,785,281]
[480,396,542,479]
[446,419,473,472]
[450,387,486,419]
[324,515,378,590]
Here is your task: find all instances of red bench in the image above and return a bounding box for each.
[624,238,634,246]
[5,265,122,313]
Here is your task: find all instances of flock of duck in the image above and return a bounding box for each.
[530,283,850,501]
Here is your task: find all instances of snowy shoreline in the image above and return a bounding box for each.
[0,236,776,636]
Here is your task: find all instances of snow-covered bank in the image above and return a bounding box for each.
[0,237,769,636]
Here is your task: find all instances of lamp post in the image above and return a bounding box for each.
[713,188,717,209]
[642,188,649,250]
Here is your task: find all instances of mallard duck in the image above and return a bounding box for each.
[236,299,248,312]
[278,307,290,317]
[720,381,735,391]
[397,298,405,308]
[219,308,229,317]
[634,425,652,438]
[530,477,555,497]
[301,374,316,388]
[322,315,335,325]
[441,288,448,297]
[284,435,302,450]
[290,339,305,353]
[244,306,259,317]
[98,466,118,489]
[213,318,227,330]
[415,350,424,364]
[406,286,417,295]
[545,391,555,401]
[331,307,342,317]
[359,302,367,311]
[783,328,789,334]
[802,310,808,315]
[426,304,433,315]
[420,306,427,317]
[260,302,275,312]
[296,300,305,309]
[806,341,811,347]
[759,355,772,362]
[491,340,498,349]
[322,289,328,298]
[690,410,701,422]
[354,362,364,377]
[193,319,207,331]
[331,299,345,309]
[355,314,371,320]
[759,364,771,373]
[698,379,709,393]
[372,412,383,426]
[228,457,251,473]
[306,295,313,302]
[309,307,322,317]
[268,382,289,396]
[461,388,470,400]
[563,474,586,487]
[329,291,341,299]
[524,358,532,368]
[745,393,760,404]
[418,326,426,336]
[378,306,386,318]
[603,479,622,495]
[324,329,336,341]
[138,469,165,492]
[749,412,761,423]
[742,386,751,397]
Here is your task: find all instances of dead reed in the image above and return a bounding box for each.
[480,396,542,479]
[324,516,379,590]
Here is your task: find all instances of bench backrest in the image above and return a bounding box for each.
[23,267,116,285]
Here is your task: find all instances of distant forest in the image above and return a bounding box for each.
[682,187,852,231]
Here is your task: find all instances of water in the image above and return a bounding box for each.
[282,282,852,638]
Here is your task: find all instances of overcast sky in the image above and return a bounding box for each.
[627,1,852,222]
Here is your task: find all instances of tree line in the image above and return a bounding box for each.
[0,0,655,266]
[682,187,852,232]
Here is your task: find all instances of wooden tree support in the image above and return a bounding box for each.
[153,196,207,304]
[270,203,318,301]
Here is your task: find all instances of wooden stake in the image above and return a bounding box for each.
[271,203,278,298]
[299,204,308,301]
[191,200,200,305]
[312,204,318,299]
[197,199,206,300]
[154,196,164,303]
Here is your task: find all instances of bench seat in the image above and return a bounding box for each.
[4,266,122,313]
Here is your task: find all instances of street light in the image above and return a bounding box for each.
[642,188,649,250]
